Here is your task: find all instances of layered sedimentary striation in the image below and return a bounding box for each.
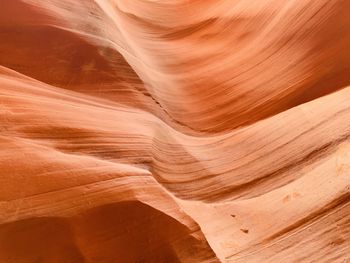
[1,1,350,262]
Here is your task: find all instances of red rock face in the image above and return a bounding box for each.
[1,1,350,262]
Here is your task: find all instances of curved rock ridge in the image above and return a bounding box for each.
[1,1,350,262]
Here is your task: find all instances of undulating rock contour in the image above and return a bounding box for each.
[1,1,350,262]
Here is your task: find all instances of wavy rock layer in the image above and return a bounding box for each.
[1,1,350,262]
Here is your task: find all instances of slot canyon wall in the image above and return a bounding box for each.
[1,0,350,262]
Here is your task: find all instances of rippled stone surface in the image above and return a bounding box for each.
[1,1,350,262]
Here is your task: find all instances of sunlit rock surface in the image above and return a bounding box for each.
[1,1,350,262]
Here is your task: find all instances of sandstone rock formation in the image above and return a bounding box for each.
[1,1,350,262]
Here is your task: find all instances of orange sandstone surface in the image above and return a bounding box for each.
[1,1,350,262]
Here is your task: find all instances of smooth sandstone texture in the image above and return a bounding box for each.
[1,1,350,262]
